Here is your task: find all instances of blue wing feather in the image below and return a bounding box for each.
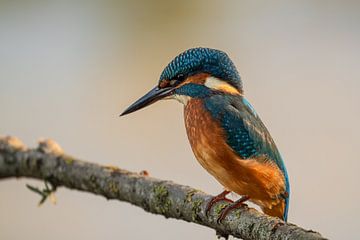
[204,95,283,168]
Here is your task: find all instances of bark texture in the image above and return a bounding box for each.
[0,136,326,240]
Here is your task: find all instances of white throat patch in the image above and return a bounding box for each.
[165,94,191,105]
[172,94,191,105]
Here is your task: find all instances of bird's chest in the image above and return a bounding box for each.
[184,99,234,180]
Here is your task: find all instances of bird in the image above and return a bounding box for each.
[120,47,290,222]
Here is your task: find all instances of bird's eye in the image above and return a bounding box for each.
[169,74,185,86]
[175,74,185,81]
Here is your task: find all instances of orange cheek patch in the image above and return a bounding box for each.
[159,80,170,88]
[215,84,241,95]
[177,73,210,87]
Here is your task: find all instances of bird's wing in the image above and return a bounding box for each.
[204,95,284,170]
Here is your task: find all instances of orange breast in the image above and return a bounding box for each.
[184,99,286,216]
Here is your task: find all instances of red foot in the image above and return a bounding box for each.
[206,190,233,216]
[217,195,250,223]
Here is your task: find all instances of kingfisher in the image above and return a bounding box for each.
[120,47,290,222]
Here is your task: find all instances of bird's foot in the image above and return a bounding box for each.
[206,190,233,216]
[217,195,250,224]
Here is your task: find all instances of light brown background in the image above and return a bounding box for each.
[1,1,359,239]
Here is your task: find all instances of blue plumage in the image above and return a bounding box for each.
[159,48,242,91]
[204,95,279,162]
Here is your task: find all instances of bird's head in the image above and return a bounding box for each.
[121,47,242,116]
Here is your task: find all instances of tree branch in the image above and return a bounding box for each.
[0,136,325,240]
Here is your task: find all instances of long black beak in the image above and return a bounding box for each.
[120,86,173,116]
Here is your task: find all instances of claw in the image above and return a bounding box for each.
[205,190,233,216]
[217,195,249,224]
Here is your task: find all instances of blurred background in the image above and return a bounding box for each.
[0,1,359,239]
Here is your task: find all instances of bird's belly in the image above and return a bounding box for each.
[184,99,285,208]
